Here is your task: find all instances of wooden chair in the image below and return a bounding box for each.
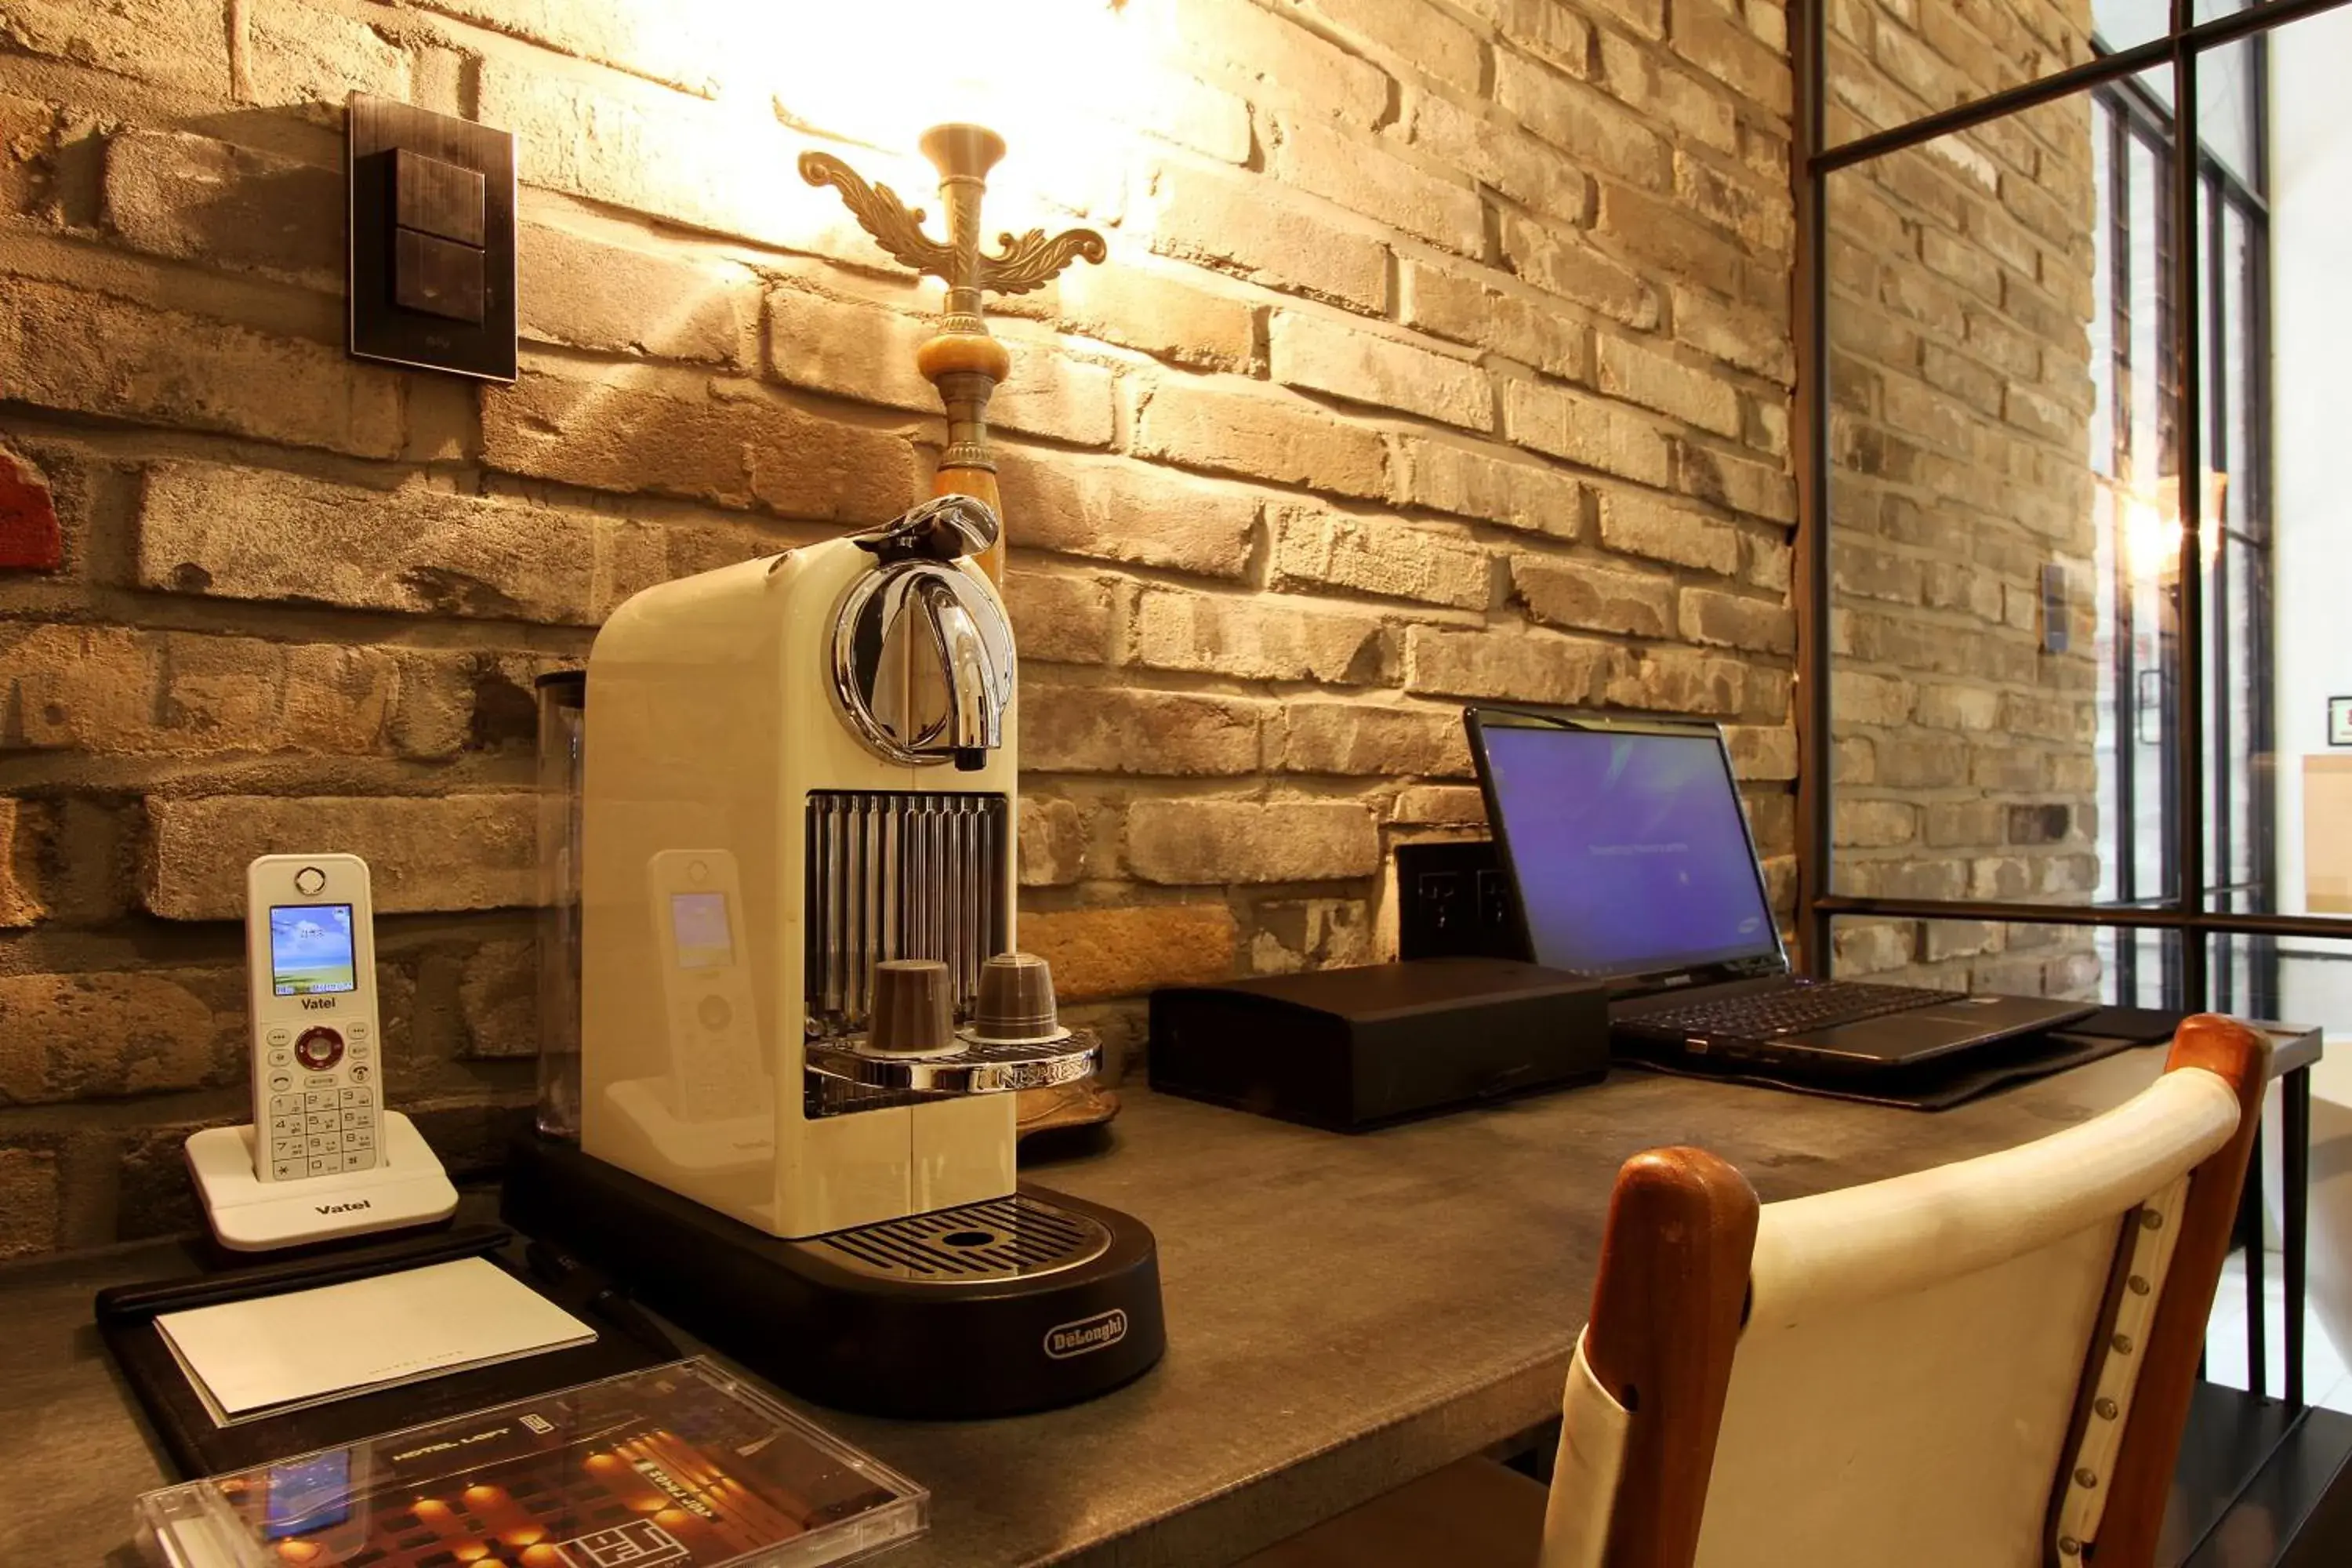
[1241,1014,2269,1568]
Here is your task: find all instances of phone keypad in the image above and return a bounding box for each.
[258,1022,380,1181]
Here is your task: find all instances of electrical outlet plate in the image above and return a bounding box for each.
[347,93,517,382]
[1395,840,1523,962]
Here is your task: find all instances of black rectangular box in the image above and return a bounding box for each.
[1148,957,1611,1131]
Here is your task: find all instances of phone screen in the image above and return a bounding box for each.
[262,1450,351,1540]
[270,905,357,995]
[670,891,734,968]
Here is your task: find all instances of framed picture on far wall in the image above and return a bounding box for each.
[2332,696,2352,747]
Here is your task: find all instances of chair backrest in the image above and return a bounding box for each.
[1540,1014,2269,1568]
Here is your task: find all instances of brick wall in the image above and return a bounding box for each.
[1818,0,2106,995]
[0,0,1796,1259]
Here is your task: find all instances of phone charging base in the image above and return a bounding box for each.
[186,1113,459,1252]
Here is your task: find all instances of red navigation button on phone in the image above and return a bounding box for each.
[293,1027,344,1071]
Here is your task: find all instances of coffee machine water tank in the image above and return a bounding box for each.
[579,495,1052,1240]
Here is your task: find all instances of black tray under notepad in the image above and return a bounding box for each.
[96,1222,678,1478]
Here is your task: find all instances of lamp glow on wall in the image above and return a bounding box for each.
[776,1,1141,583]
[2121,471,2230,584]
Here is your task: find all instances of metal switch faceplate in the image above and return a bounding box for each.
[347,94,517,381]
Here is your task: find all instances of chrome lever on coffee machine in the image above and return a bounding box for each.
[833,499,1016,770]
[917,572,1004,753]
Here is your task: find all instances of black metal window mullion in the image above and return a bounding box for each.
[2207,162,2234,1014]
[1793,0,1831,975]
[2170,0,2209,1018]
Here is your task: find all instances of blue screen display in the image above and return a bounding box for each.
[270,904,356,995]
[1482,724,1779,979]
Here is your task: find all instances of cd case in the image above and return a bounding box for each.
[135,1358,927,1568]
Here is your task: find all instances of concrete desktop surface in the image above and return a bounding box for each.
[0,1033,2318,1566]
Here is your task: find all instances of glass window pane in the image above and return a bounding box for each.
[2273,937,2352,1043]
[2198,32,2263,191]
[1827,2,2096,149]
[2201,192,2265,920]
[2198,933,2344,1407]
[2224,202,2256,543]
[1833,920,2352,1018]
[1826,81,2176,910]
[2197,164,2225,909]
[1831,916,2172,1004]
[2089,111,2118,479]
[2101,926,2187,1007]
[2263,1,2352,939]
[2095,0,2173,53]
[2194,0,2299,24]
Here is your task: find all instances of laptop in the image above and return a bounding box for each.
[1465,707,2096,1077]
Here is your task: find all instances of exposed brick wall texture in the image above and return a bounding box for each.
[0,0,1797,1258]
[1821,0,2103,995]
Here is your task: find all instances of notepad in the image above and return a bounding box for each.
[156,1257,597,1426]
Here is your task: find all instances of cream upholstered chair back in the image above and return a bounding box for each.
[1541,1015,2268,1568]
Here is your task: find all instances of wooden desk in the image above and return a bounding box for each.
[0,1032,2322,1566]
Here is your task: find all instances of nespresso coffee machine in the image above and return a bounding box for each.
[504,495,1164,1419]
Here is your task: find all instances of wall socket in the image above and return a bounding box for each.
[1395,840,1525,962]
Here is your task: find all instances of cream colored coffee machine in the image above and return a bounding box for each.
[504,495,1164,1419]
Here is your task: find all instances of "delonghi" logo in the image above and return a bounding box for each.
[1044,1308,1127,1359]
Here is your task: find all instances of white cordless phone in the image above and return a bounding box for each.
[246,855,383,1182]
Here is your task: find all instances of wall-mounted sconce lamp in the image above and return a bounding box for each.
[801,126,1105,583]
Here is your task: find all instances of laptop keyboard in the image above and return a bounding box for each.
[1629,981,1965,1041]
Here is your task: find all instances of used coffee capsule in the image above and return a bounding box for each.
[867,959,955,1055]
[967,951,1069,1045]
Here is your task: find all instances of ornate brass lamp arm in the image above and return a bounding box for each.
[800,123,1104,584]
[982,227,1109,296]
[796,153,953,279]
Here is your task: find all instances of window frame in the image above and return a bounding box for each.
[1792,0,2352,1005]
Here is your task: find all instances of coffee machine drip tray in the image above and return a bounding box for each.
[502,1134,1166,1420]
[797,1192,1109,1282]
[803,1031,1100,1094]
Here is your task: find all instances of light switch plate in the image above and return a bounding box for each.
[347,93,517,382]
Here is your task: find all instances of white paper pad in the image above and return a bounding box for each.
[156,1257,597,1425]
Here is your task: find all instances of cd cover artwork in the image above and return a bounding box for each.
[138,1359,927,1568]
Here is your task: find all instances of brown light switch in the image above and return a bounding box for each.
[391,148,486,246]
[389,147,486,323]
[394,227,486,322]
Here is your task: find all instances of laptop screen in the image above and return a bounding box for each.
[1474,717,1783,981]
